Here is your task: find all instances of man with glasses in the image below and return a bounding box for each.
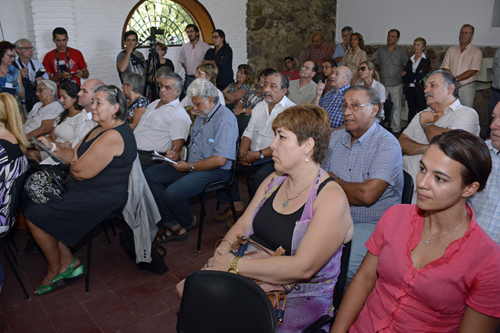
[322,85,403,289]
[179,24,210,92]
[441,24,482,108]
[133,68,191,170]
[287,60,318,104]
[14,38,48,112]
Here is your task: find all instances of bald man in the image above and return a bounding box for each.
[307,33,334,79]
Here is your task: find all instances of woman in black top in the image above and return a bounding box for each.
[203,29,233,90]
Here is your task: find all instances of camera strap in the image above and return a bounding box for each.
[55,49,70,72]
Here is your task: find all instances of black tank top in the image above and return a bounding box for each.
[250,177,335,254]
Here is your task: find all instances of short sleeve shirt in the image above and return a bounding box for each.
[375,45,408,87]
[23,101,64,134]
[287,79,317,105]
[350,204,500,333]
[42,47,87,87]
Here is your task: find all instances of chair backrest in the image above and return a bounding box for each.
[0,172,27,238]
[383,100,394,130]
[176,270,278,333]
[402,170,414,204]
[332,240,352,313]
[236,114,251,141]
[228,140,240,187]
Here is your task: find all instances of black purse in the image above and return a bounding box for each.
[24,168,67,203]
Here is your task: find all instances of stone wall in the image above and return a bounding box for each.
[246,0,337,75]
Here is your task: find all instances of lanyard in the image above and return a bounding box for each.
[55,49,70,72]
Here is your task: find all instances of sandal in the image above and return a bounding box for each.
[155,225,188,244]
[50,257,85,287]
[35,284,59,296]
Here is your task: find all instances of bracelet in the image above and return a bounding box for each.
[49,142,56,153]
[215,239,232,251]
[228,257,240,275]
[422,122,434,131]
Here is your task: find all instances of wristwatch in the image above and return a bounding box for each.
[242,108,246,114]
[259,150,264,159]
[228,257,240,275]
[422,122,434,131]
[190,163,195,172]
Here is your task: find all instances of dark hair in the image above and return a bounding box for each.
[94,85,127,121]
[431,70,460,99]
[430,130,492,192]
[272,105,331,164]
[284,56,294,63]
[462,24,475,34]
[52,27,68,39]
[237,64,253,85]
[322,58,336,68]
[186,24,199,33]
[259,68,277,79]
[352,32,365,51]
[213,29,228,46]
[57,81,81,125]
[388,29,401,38]
[156,42,168,53]
[123,30,138,41]
[345,85,381,111]
[0,41,15,60]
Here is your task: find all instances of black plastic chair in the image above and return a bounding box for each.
[402,170,414,204]
[176,270,277,333]
[301,241,352,333]
[382,99,394,130]
[197,142,240,252]
[0,173,30,301]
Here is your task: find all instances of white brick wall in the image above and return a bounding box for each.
[1,0,247,86]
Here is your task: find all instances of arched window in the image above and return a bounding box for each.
[123,0,215,47]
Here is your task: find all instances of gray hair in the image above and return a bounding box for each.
[431,70,460,99]
[187,78,220,104]
[345,85,382,110]
[341,26,353,34]
[94,85,127,120]
[344,67,353,82]
[38,80,57,98]
[122,72,145,94]
[14,38,31,49]
[156,70,183,94]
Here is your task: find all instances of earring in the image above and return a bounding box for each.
[305,155,309,163]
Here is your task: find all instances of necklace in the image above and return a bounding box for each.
[283,176,317,208]
[423,212,469,245]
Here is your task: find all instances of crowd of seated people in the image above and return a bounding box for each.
[1,20,500,332]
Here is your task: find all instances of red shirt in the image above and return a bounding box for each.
[307,43,334,73]
[281,70,300,81]
[351,204,500,333]
[42,47,87,87]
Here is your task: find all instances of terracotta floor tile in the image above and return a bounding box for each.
[47,303,92,332]
[0,313,9,333]
[38,287,80,315]
[5,301,48,330]
[125,293,169,322]
[141,308,178,333]
[60,319,101,333]
[81,292,122,319]
[93,307,137,333]
[8,317,55,333]
[155,286,181,309]
[112,282,153,306]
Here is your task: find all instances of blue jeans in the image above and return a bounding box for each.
[344,223,377,292]
[144,163,231,229]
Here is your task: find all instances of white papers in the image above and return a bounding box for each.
[152,151,177,164]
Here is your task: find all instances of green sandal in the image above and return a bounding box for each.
[50,258,85,287]
[35,284,59,296]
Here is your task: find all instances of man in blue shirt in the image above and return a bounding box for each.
[322,85,403,289]
[145,78,238,243]
[468,101,500,245]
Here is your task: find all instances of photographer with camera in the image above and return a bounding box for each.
[42,27,89,92]
[117,30,146,84]
[14,38,49,115]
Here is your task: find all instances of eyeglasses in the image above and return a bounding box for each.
[323,65,333,69]
[36,88,47,93]
[5,54,15,59]
[20,47,34,50]
[358,66,368,71]
[342,103,372,111]
[212,35,220,39]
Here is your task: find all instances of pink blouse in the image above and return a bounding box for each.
[350,204,500,333]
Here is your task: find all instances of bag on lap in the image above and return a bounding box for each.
[24,168,67,203]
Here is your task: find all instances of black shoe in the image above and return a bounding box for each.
[25,239,40,254]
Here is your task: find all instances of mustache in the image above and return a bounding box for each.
[425,92,433,98]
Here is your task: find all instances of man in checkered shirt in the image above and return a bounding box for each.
[312,66,351,129]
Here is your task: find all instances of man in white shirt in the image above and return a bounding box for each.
[134,68,191,170]
[398,70,480,202]
[214,73,296,226]
[287,61,318,104]
[178,24,210,92]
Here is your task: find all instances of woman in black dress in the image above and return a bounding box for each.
[24,85,137,295]
[203,29,233,90]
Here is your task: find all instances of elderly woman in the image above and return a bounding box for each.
[122,72,149,130]
[0,93,29,234]
[0,41,24,101]
[222,64,252,108]
[205,105,354,332]
[331,130,500,333]
[23,85,137,295]
[148,42,175,100]
[342,33,367,85]
[23,79,64,141]
[26,81,83,162]
[181,63,225,107]
[203,29,233,90]
[234,67,276,115]
[403,37,431,124]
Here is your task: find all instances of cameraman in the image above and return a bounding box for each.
[14,38,49,115]
[117,30,146,84]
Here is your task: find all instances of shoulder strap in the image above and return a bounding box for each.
[317,177,335,195]
[12,60,20,70]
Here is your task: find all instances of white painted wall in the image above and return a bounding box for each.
[0,0,247,86]
[337,0,500,46]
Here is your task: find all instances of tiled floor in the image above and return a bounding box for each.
[0,190,240,333]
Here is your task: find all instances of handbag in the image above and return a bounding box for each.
[24,168,67,203]
[175,235,296,325]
